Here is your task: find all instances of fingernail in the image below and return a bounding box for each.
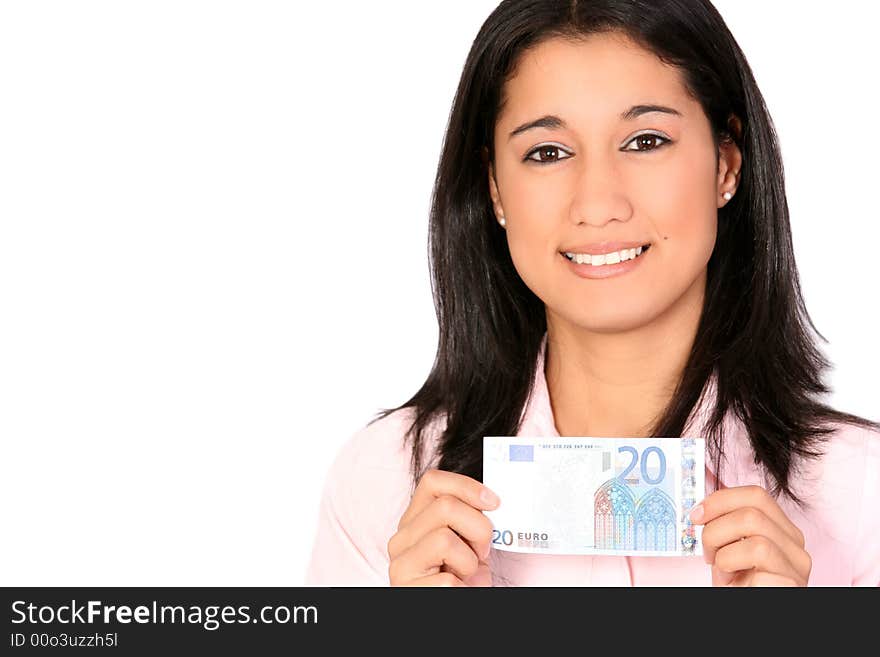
[480,487,500,507]
[689,504,704,523]
[481,543,491,560]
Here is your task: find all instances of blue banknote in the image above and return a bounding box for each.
[482,437,704,556]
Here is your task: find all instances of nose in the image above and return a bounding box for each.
[569,154,634,227]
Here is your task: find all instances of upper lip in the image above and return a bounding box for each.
[559,241,651,255]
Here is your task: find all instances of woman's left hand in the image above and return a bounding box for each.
[689,485,812,587]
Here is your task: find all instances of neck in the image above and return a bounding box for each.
[544,275,705,438]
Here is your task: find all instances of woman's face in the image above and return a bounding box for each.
[489,33,741,333]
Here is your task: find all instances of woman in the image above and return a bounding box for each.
[305,0,880,586]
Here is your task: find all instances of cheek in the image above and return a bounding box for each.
[648,158,718,266]
[502,170,570,285]
[504,166,570,223]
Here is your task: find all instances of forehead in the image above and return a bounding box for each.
[499,32,694,124]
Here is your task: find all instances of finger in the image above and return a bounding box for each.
[747,571,800,587]
[462,560,492,587]
[701,506,809,575]
[714,535,803,584]
[722,565,799,587]
[398,572,467,587]
[728,569,757,587]
[389,526,480,584]
[389,494,494,560]
[691,486,804,546]
[399,469,500,529]
[711,564,737,587]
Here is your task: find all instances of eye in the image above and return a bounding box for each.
[524,143,573,165]
[623,132,672,152]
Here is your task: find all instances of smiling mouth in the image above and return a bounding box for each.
[560,243,652,266]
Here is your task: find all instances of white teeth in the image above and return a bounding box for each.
[564,246,648,265]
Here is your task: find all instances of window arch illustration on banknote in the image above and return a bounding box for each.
[634,489,676,551]
[594,480,635,549]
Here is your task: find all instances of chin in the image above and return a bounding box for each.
[568,299,671,334]
[578,314,657,334]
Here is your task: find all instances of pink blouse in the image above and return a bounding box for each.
[304,334,880,586]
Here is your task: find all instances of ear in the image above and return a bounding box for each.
[486,155,505,221]
[717,114,743,207]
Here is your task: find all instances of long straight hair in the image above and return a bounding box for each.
[371,0,878,505]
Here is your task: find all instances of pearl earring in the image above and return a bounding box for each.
[723,192,733,201]
[499,216,506,227]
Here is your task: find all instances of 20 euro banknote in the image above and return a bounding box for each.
[482,437,705,557]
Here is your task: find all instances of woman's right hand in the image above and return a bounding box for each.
[387,468,501,587]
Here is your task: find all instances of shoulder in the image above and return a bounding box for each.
[787,420,880,585]
[823,420,880,520]
[319,407,446,552]
[327,406,444,481]
[799,420,880,495]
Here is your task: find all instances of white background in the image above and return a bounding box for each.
[0,1,877,585]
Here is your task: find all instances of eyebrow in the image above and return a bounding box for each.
[507,104,682,141]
